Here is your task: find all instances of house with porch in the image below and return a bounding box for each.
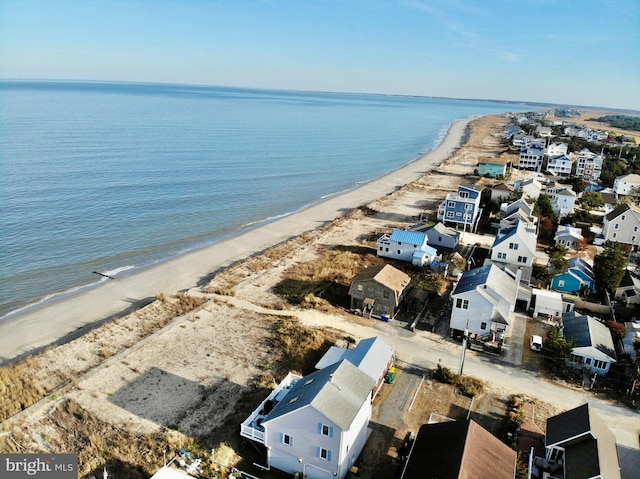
[449,264,518,337]
[551,257,595,294]
[546,142,568,157]
[314,336,394,399]
[533,403,621,479]
[377,229,438,266]
[554,224,584,250]
[602,202,640,246]
[562,312,617,374]
[437,184,483,231]
[240,360,375,479]
[399,420,516,479]
[546,154,574,177]
[348,264,411,318]
[574,148,603,181]
[518,141,545,172]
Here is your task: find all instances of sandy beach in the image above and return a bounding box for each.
[0,117,470,363]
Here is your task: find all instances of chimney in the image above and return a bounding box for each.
[515,267,523,284]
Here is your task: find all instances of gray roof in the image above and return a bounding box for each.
[562,313,616,361]
[263,359,375,430]
[546,404,621,479]
[453,264,517,305]
[314,336,394,382]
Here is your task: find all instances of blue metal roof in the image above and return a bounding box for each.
[389,229,428,246]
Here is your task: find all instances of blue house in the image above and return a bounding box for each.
[551,257,595,294]
[478,161,507,178]
[437,184,483,231]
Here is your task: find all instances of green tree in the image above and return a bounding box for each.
[535,194,556,220]
[593,242,627,293]
[547,243,569,273]
[546,326,575,359]
[580,192,604,210]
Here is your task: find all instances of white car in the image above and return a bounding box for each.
[530,335,543,352]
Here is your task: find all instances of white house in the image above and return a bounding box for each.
[615,270,640,307]
[613,173,640,197]
[502,197,535,218]
[546,154,573,177]
[536,125,553,138]
[377,229,438,266]
[411,222,460,252]
[449,264,518,336]
[562,312,616,374]
[602,203,640,246]
[489,221,537,269]
[546,142,568,157]
[519,178,543,200]
[531,288,574,319]
[315,336,394,399]
[490,182,515,204]
[574,148,603,181]
[554,224,584,250]
[241,360,375,479]
[552,188,576,219]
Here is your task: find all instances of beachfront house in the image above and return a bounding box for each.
[546,142,568,157]
[602,203,640,247]
[613,173,640,197]
[534,403,621,479]
[551,257,595,294]
[574,148,603,181]
[554,224,584,250]
[614,270,640,307]
[477,160,507,178]
[437,184,483,232]
[562,312,617,374]
[314,336,394,399]
[377,229,438,266]
[240,360,375,479]
[410,222,460,253]
[348,264,410,318]
[399,420,516,479]
[449,264,518,337]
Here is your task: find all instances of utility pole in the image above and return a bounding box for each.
[458,320,470,376]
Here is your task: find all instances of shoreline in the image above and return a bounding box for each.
[0,117,471,363]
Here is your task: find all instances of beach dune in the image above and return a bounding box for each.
[0,118,469,363]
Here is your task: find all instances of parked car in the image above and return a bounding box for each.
[530,335,543,351]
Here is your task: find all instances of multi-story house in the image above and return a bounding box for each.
[449,264,518,337]
[240,360,375,479]
[602,203,640,246]
[546,142,568,157]
[562,312,617,374]
[519,178,543,200]
[574,148,603,181]
[489,221,537,271]
[546,154,574,177]
[554,224,584,250]
[518,141,545,172]
[613,173,640,197]
[551,257,595,294]
[437,184,483,231]
[348,264,411,317]
[552,187,577,219]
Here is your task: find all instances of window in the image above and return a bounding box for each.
[509,243,519,250]
[448,201,455,208]
[282,434,293,446]
[383,290,390,299]
[456,212,462,216]
[319,448,331,461]
[446,212,454,218]
[357,284,363,291]
[569,353,581,363]
[614,223,619,229]
[463,214,471,221]
[397,250,401,255]
[593,359,607,369]
[321,424,330,436]
[622,215,626,220]
[613,233,617,238]
[459,191,469,199]
[635,226,639,232]
[480,322,487,330]
[558,280,565,287]
[456,298,469,310]
[465,203,473,210]
[518,256,527,263]
[438,236,442,241]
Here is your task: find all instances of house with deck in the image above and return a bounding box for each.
[399,420,516,479]
[546,154,574,177]
[546,142,568,157]
[240,360,375,479]
[613,173,640,197]
[437,184,483,231]
[348,264,411,317]
[562,312,617,374]
[449,264,518,337]
[551,257,595,294]
[410,222,460,253]
[534,403,621,479]
[574,148,603,181]
[377,229,438,266]
[314,336,394,399]
[518,141,545,172]
[602,202,640,246]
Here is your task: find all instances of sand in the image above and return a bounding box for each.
[0,117,472,363]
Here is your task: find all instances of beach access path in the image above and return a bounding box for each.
[0,118,470,363]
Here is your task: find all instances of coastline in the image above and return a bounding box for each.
[0,117,470,363]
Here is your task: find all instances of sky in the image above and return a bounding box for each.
[1,0,639,110]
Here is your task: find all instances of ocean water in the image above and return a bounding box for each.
[0,81,530,318]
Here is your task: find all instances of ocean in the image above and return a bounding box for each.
[0,80,531,318]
